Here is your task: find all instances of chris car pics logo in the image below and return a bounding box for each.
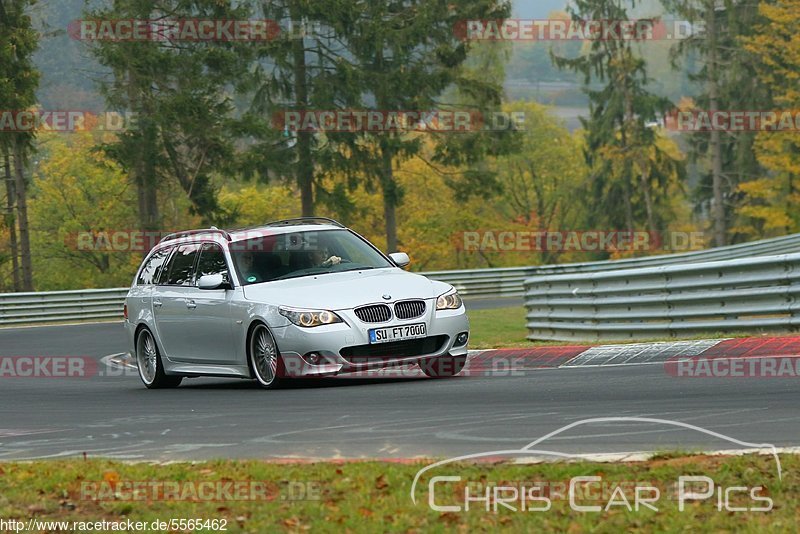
[411,417,780,514]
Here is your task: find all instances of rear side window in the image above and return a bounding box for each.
[195,243,230,282]
[163,243,201,286]
[136,247,173,285]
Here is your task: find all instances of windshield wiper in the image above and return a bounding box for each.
[340,266,375,273]
[270,266,378,281]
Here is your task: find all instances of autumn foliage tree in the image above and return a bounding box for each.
[738,0,800,238]
[0,0,39,291]
[552,0,684,235]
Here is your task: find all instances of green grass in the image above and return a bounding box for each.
[466,305,772,350]
[0,455,796,532]
[466,306,535,349]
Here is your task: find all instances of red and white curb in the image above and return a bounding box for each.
[103,335,800,378]
[466,335,800,376]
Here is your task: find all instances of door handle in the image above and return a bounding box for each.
[153,299,162,308]
[186,300,197,309]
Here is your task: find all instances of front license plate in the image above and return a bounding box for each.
[369,323,427,344]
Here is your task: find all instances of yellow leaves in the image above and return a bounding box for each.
[27,132,139,290]
[734,176,798,237]
[737,2,800,240]
[218,183,300,226]
[102,471,120,486]
[737,178,777,199]
[744,0,800,224]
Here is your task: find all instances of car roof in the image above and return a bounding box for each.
[228,223,342,242]
[153,218,347,249]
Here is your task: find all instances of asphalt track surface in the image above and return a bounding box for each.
[1,300,798,462]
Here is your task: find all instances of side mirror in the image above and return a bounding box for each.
[197,273,228,290]
[388,252,410,268]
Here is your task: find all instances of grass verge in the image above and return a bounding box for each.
[0,455,795,532]
[467,306,533,349]
[466,305,770,350]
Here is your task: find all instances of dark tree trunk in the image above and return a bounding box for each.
[291,3,314,217]
[12,139,32,291]
[3,148,20,291]
[380,146,398,252]
[707,2,726,247]
[128,69,160,257]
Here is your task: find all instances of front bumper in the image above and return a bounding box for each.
[271,303,469,377]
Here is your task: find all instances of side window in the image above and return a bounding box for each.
[163,243,201,286]
[195,243,229,282]
[136,247,173,285]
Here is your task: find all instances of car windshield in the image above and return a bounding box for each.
[230,229,393,285]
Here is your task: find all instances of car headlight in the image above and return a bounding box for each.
[279,307,343,327]
[436,290,463,310]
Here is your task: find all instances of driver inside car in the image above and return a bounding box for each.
[311,246,342,267]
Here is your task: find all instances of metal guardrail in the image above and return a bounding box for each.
[422,266,532,298]
[3,232,800,326]
[0,288,129,325]
[524,253,800,342]
[425,232,800,299]
[0,268,528,326]
[525,232,800,275]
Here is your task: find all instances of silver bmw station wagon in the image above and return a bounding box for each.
[124,218,470,389]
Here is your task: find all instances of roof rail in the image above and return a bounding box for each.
[159,227,232,244]
[264,217,345,228]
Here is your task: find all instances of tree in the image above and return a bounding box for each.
[1,152,19,290]
[87,1,250,243]
[491,101,589,264]
[552,0,684,236]
[736,0,800,239]
[0,0,40,291]
[662,0,771,245]
[28,132,141,290]
[240,0,345,218]
[320,0,515,252]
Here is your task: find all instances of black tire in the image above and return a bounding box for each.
[135,328,182,389]
[419,354,467,378]
[249,323,287,389]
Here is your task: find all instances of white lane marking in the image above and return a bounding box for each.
[251,412,558,444]
[512,446,800,464]
[101,352,136,370]
[0,429,64,438]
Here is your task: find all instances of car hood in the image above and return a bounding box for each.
[242,268,451,310]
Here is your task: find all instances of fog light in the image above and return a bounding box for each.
[306,352,321,365]
[455,332,469,347]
